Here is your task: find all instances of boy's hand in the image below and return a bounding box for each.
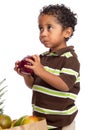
[25,55,44,76]
[14,60,34,88]
[14,61,26,76]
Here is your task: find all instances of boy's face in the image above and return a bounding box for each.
[38,14,68,51]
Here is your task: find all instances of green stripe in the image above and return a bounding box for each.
[61,68,78,78]
[47,125,57,129]
[44,66,79,79]
[44,66,60,75]
[61,52,73,58]
[33,85,77,100]
[41,51,58,56]
[41,51,49,56]
[75,76,80,83]
[32,105,77,115]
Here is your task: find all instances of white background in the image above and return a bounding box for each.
[0,0,86,129]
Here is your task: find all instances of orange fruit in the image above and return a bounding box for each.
[0,114,12,129]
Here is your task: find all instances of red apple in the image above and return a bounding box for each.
[18,56,34,75]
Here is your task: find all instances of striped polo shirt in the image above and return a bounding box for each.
[32,46,80,130]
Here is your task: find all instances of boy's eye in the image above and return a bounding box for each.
[47,25,53,30]
[39,26,43,32]
[38,24,53,32]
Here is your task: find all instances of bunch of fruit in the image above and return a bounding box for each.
[0,114,39,129]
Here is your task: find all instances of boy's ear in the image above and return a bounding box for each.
[64,27,73,39]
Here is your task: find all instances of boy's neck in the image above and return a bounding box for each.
[50,44,67,52]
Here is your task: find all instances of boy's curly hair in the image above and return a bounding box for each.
[39,4,77,41]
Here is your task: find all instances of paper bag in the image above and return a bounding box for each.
[4,118,48,130]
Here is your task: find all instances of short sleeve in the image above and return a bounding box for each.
[59,57,80,89]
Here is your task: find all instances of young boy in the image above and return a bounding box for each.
[14,4,80,130]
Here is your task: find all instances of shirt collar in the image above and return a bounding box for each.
[41,46,74,56]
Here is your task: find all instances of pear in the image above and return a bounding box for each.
[13,115,28,127]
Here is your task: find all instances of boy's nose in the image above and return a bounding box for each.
[40,30,48,37]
